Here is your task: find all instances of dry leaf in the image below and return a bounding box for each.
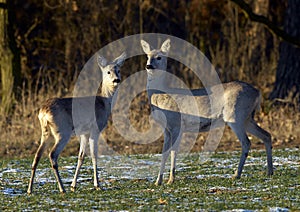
[158,198,168,205]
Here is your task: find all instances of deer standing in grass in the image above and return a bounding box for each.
[140,39,273,186]
[27,52,126,194]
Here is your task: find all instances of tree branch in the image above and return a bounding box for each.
[230,0,300,47]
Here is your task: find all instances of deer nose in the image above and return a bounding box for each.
[113,79,120,83]
[146,64,154,69]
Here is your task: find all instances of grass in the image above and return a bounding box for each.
[1,148,299,211]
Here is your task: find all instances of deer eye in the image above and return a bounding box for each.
[107,71,110,74]
[157,56,161,60]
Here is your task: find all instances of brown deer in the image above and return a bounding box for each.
[27,52,126,194]
[141,39,273,186]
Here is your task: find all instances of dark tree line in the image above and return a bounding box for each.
[1,0,300,118]
[231,0,300,104]
[269,0,300,103]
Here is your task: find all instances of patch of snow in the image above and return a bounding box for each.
[269,207,289,212]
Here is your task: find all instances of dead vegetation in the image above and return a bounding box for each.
[1,0,299,158]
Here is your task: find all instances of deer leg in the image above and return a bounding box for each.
[246,120,273,176]
[168,150,176,185]
[228,123,251,179]
[27,132,49,194]
[167,130,182,185]
[49,133,71,193]
[71,134,89,191]
[155,130,171,186]
[89,128,100,190]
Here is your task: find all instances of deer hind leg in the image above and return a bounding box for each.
[27,130,50,194]
[246,120,273,176]
[228,122,251,179]
[155,130,172,186]
[89,128,100,190]
[49,132,71,193]
[167,129,182,185]
[71,134,89,192]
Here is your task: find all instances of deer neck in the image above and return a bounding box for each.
[100,84,117,104]
[146,70,168,100]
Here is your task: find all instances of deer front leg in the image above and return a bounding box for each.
[155,130,171,186]
[167,150,176,185]
[167,131,181,185]
[89,129,100,190]
[155,151,168,186]
[71,134,88,191]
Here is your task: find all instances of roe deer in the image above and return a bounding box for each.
[27,52,126,194]
[140,39,273,186]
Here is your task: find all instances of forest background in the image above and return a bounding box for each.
[0,0,299,158]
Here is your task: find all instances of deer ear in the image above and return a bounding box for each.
[161,39,171,54]
[141,40,151,54]
[114,52,126,67]
[97,55,107,68]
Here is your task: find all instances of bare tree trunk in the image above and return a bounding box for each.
[269,0,300,103]
[0,0,14,116]
[248,0,269,76]
[64,0,73,75]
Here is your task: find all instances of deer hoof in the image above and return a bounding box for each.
[155,181,162,186]
[167,179,174,185]
[95,186,101,191]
